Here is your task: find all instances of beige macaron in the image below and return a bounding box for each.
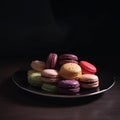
[78,74,99,88]
[31,60,46,72]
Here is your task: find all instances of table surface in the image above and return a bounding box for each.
[0,57,120,120]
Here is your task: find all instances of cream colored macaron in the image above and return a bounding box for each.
[78,74,99,88]
[31,60,46,72]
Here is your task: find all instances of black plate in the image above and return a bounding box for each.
[12,69,115,98]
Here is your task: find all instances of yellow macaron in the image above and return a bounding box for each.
[59,63,82,80]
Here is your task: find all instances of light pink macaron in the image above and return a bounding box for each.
[41,69,60,83]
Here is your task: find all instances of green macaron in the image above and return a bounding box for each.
[41,83,58,94]
[28,72,43,87]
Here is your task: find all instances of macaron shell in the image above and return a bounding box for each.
[79,61,97,74]
[59,71,82,80]
[41,83,58,93]
[58,79,80,88]
[40,76,60,83]
[59,60,78,66]
[81,68,95,74]
[80,81,99,89]
[58,87,80,94]
[41,69,59,78]
[79,74,99,82]
[59,54,78,61]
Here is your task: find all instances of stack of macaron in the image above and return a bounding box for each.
[27,52,99,95]
[78,61,99,89]
[27,53,60,94]
[27,60,46,87]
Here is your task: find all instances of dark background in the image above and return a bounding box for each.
[0,2,120,120]
[0,0,120,57]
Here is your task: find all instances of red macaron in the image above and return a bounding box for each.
[79,60,97,74]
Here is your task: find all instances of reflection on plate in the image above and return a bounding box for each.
[12,69,115,98]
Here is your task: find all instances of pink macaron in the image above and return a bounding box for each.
[79,60,97,74]
[46,53,58,69]
[41,69,60,83]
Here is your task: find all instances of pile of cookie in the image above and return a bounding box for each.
[27,53,99,95]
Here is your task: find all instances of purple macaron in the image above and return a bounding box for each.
[59,54,78,66]
[59,54,78,61]
[46,53,58,69]
[58,79,80,94]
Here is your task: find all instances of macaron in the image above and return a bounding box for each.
[31,60,46,72]
[41,69,60,83]
[58,79,80,94]
[28,72,43,87]
[79,60,97,74]
[41,83,58,94]
[59,53,78,66]
[59,63,82,80]
[78,74,99,89]
[46,53,58,69]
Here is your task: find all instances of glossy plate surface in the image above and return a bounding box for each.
[12,69,115,98]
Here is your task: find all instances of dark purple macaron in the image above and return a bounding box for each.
[59,60,78,66]
[59,54,78,66]
[58,79,80,88]
[59,54,78,61]
[58,79,80,94]
[46,53,58,69]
